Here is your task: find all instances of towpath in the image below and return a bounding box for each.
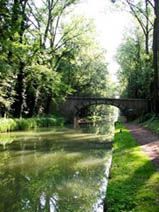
[125,123,159,171]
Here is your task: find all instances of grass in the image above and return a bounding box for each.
[0,116,64,133]
[142,115,159,134]
[106,122,159,212]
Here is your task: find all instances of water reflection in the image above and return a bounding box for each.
[0,123,112,212]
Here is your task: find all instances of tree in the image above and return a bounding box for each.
[117,30,153,98]
[112,0,159,113]
[4,0,30,117]
[56,16,110,97]
[0,0,79,117]
[24,65,64,116]
[152,0,159,113]
[0,0,17,116]
[112,0,153,54]
[24,0,80,114]
[0,0,111,118]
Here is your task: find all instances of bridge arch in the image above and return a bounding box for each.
[74,101,126,117]
[74,103,121,120]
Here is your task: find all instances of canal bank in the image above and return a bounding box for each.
[106,122,159,212]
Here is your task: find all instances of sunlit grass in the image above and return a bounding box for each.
[106,123,159,212]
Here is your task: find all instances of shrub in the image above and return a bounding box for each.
[0,116,64,133]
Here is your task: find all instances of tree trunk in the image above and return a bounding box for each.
[13,62,25,117]
[44,94,52,115]
[145,0,149,54]
[152,0,159,113]
[11,0,28,117]
[145,32,149,55]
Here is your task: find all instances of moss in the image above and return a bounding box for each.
[0,116,64,133]
[106,123,159,212]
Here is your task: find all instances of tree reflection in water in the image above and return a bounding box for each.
[0,124,113,212]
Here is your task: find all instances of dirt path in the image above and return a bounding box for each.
[125,123,159,171]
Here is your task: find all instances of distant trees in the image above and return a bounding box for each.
[0,0,111,117]
[113,0,159,113]
[117,31,153,98]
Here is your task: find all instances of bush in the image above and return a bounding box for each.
[0,119,17,132]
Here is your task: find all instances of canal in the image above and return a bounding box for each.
[0,118,115,212]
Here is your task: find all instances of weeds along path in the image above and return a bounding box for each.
[125,123,159,171]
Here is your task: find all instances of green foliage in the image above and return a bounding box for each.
[58,16,110,97]
[0,0,112,118]
[0,119,17,132]
[106,123,159,211]
[117,31,153,98]
[0,116,64,133]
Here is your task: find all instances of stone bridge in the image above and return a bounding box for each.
[60,96,149,121]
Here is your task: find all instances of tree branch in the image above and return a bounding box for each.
[126,0,147,35]
[147,0,155,9]
[128,1,154,27]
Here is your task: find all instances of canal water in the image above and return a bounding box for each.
[0,121,114,212]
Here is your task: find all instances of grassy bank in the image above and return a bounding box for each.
[0,116,64,133]
[106,123,159,212]
[142,115,159,134]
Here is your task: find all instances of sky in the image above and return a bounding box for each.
[73,0,133,82]
[35,0,133,82]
